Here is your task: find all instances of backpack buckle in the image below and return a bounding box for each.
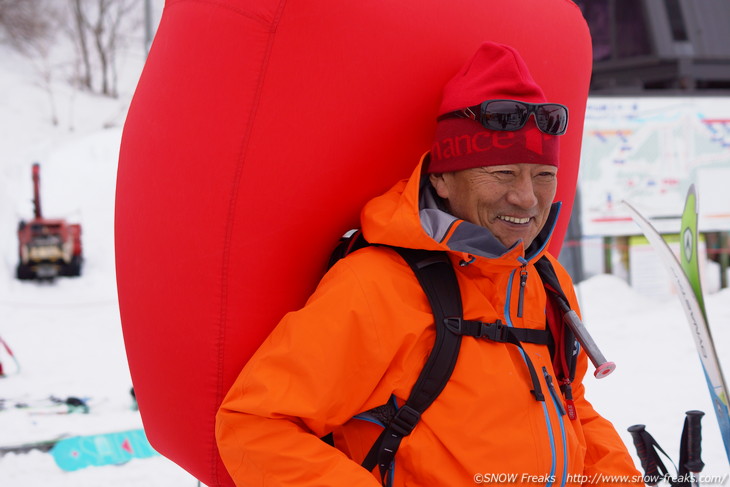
[485,320,510,342]
[389,405,421,436]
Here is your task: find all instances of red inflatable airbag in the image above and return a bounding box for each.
[116,1,591,485]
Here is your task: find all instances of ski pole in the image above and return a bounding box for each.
[679,410,705,487]
[628,424,666,486]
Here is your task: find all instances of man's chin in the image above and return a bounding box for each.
[495,237,528,251]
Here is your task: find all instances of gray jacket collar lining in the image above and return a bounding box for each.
[418,175,559,262]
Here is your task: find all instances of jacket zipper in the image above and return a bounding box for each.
[505,269,566,486]
[543,368,566,416]
[544,367,569,487]
[517,264,528,318]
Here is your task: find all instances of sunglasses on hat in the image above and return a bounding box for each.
[437,99,569,136]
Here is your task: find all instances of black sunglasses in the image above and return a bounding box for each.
[437,99,569,136]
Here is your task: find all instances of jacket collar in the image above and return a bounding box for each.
[360,152,560,266]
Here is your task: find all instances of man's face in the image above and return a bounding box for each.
[429,163,557,249]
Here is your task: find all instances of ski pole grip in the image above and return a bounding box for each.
[627,424,661,486]
[684,410,705,473]
[563,310,615,378]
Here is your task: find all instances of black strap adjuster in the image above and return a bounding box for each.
[444,317,465,335]
[389,405,421,436]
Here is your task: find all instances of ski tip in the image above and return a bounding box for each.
[594,361,616,379]
[685,183,699,215]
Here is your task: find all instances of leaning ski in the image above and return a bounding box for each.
[677,185,730,462]
[624,187,730,464]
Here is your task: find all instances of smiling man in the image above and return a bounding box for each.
[422,47,567,257]
[428,163,557,249]
[217,42,641,487]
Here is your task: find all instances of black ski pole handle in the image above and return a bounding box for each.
[684,410,705,473]
[627,424,662,486]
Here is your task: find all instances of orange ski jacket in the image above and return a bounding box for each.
[216,155,641,486]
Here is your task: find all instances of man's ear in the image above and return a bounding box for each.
[429,172,450,200]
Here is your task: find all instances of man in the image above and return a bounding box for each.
[216,42,641,486]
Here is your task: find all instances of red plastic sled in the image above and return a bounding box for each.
[116,1,591,485]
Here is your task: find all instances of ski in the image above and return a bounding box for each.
[678,186,730,463]
[0,334,20,376]
[50,428,160,471]
[624,186,730,464]
[1,395,91,415]
[0,435,68,456]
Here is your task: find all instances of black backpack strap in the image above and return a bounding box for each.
[534,256,571,311]
[361,247,463,485]
[534,256,579,415]
[328,230,370,268]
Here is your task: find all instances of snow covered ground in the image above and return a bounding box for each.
[1,20,729,487]
[0,20,198,486]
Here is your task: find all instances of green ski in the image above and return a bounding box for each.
[624,185,730,464]
[677,185,730,463]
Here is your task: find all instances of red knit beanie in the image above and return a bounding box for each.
[427,42,560,173]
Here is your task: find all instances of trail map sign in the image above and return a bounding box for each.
[580,97,730,237]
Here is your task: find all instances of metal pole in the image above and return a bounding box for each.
[144,0,153,55]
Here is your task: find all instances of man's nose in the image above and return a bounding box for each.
[505,174,538,208]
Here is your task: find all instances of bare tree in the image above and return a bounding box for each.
[0,0,55,53]
[0,0,65,125]
[69,0,93,91]
[1,0,143,104]
[69,0,141,98]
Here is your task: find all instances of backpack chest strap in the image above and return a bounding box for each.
[444,317,548,403]
[444,318,552,345]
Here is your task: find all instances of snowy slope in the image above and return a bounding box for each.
[1,27,729,487]
[0,36,198,486]
[578,275,730,483]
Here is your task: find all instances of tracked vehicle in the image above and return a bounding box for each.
[16,163,83,280]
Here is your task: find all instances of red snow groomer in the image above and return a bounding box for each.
[16,163,83,280]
